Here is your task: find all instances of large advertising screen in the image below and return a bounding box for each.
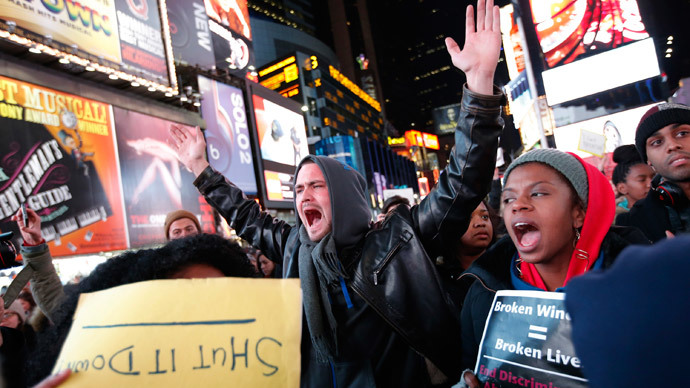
[542,38,660,106]
[553,103,658,171]
[530,0,650,69]
[250,86,308,208]
[499,4,525,80]
[204,0,251,40]
[0,0,121,62]
[198,75,257,195]
[0,0,174,88]
[204,0,254,76]
[432,103,461,135]
[167,0,216,68]
[0,76,128,257]
[113,107,215,247]
[115,0,168,84]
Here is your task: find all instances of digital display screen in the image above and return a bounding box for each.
[204,0,251,40]
[252,92,308,205]
[553,103,658,158]
[530,0,650,69]
[542,38,660,106]
[198,76,257,195]
[500,4,526,80]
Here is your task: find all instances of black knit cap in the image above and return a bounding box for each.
[635,103,690,162]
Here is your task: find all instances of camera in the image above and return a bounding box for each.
[0,232,19,270]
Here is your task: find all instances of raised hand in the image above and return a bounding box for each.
[167,125,209,177]
[445,0,501,95]
[11,206,43,245]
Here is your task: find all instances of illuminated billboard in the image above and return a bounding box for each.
[405,130,439,150]
[204,0,254,75]
[250,85,309,207]
[542,38,660,106]
[167,0,216,68]
[198,76,257,195]
[0,0,176,92]
[114,107,215,247]
[258,55,300,98]
[204,0,251,40]
[500,4,526,80]
[115,0,169,85]
[530,0,650,69]
[432,103,461,135]
[553,103,658,161]
[0,75,128,257]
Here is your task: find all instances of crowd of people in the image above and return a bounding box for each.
[0,0,687,387]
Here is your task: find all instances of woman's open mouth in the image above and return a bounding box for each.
[513,221,541,251]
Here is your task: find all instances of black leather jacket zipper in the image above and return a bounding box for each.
[373,230,413,285]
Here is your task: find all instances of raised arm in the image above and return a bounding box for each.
[412,0,504,257]
[445,0,501,94]
[167,125,294,264]
[11,207,65,322]
[168,125,210,177]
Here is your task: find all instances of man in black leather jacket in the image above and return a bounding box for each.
[169,1,504,385]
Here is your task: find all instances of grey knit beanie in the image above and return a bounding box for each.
[503,149,588,208]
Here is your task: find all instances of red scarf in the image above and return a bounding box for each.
[520,153,615,290]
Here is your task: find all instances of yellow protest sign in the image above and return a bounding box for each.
[52,278,302,387]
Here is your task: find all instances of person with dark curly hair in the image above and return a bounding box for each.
[611,144,654,218]
[24,234,258,386]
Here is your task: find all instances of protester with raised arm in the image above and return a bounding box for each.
[169,1,504,385]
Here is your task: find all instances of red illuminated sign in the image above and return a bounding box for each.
[422,133,439,150]
[405,130,439,149]
[418,177,430,197]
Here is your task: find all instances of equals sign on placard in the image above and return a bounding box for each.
[527,325,548,340]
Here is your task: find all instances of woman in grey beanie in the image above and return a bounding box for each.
[455,148,649,387]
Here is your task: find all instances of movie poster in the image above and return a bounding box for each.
[113,107,214,247]
[198,76,257,194]
[0,76,127,257]
[114,0,169,84]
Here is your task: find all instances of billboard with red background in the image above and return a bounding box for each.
[530,0,649,68]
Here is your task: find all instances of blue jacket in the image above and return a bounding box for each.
[565,236,690,388]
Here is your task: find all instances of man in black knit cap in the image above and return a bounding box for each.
[617,102,690,241]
